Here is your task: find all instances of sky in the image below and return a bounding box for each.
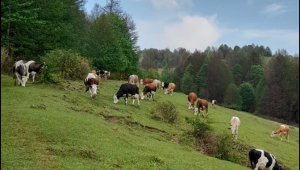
[84,0,299,55]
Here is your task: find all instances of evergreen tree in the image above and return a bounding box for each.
[224,83,242,110]
[180,64,196,94]
[239,82,255,112]
[246,65,264,88]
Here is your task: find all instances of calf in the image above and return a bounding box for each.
[194,99,208,117]
[12,60,28,86]
[249,149,283,170]
[141,83,157,101]
[140,78,153,86]
[84,73,100,100]
[128,74,139,87]
[164,83,175,96]
[212,100,217,108]
[188,92,197,109]
[228,116,240,139]
[113,83,140,106]
[271,125,289,142]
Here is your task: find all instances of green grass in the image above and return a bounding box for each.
[1,74,299,170]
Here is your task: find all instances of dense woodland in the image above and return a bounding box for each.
[1,0,299,124]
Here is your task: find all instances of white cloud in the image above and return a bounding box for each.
[262,4,287,15]
[150,0,193,9]
[136,15,221,52]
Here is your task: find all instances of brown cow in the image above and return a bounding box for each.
[188,92,197,109]
[212,100,217,108]
[271,125,290,142]
[128,74,139,87]
[194,99,208,117]
[164,83,176,96]
[84,73,100,100]
[140,78,153,86]
[141,83,157,101]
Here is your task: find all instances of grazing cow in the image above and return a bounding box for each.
[84,73,99,100]
[113,83,140,106]
[212,100,217,108]
[164,83,175,96]
[26,61,44,83]
[152,79,162,92]
[228,116,241,139]
[128,74,139,87]
[249,149,283,170]
[187,92,197,109]
[140,78,153,86]
[194,99,208,117]
[271,125,289,142]
[162,82,169,91]
[141,83,157,101]
[12,60,28,86]
[96,70,110,80]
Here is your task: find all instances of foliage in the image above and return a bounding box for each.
[195,64,208,98]
[246,65,264,88]
[40,49,92,84]
[239,82,255,112]
[224,83,242,110]
[1,47,14,74]
[180,64,196,94]
[215,132,239,163]
[160,64,173,83]
[185,117,212,139]
[151,101,179,123]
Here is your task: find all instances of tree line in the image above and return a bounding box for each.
[141,46,299,124]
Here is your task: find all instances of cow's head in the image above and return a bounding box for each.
[188,102,193,110]
[228,125,236,136]
[164,89,168,94]
[140,79,143,85]
[271,131,275,137]
[90,84,98,100]
[140,92,145,100]
[194,108,199,115]
[113,94,119,104]
[20,76,28,87]
[161,82,164,87]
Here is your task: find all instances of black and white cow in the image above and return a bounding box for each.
[27,61,44,83]
[96,70,110,80]
[113,83,140,106]
[162,82,169,91]
[249,149,284,170]
[12,60,28,86]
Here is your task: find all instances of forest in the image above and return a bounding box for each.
[1,0,299,124]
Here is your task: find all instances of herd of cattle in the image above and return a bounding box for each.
[12,61,291,170]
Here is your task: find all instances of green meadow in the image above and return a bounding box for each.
[1,74,299,170]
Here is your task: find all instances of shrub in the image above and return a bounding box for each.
[151,101,179,123]
[185,117,211,139]
[215,132,239,163]
[1,47,14,74]
[41,49,92,83]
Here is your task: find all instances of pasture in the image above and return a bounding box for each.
[1,74,299,170]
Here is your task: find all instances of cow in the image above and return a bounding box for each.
[249,149,284,170]
[212,100,217,108]
[140,78,153,86]
[271,125,289,142]
[228,116,241,140]
[26,60,44,83]
[164,83,175,96]
[128,74,139,87]
[162,82,169,91]
[194,99,208,117]
[113,83,140,106]
[84,73,100,100]
[96,70,110,80]
[12,60,28,86]
[141,83,157,101]
[152,79,162,92]
[188,92,197,109]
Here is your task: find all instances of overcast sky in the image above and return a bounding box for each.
[85,0,299,55]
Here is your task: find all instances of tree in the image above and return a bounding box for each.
[239,82,255,112]
[180,64,196,94]
[160,64,173,83]
[255,77,267,112]
[246,65,264,88]
[195,64,208,98]
[224,83,242,110]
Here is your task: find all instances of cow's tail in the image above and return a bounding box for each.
[248,149,255,169]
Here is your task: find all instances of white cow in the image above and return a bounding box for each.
[228,116,240,139]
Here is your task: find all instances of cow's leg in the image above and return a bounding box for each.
[235,127,238,139]
[152,91,155,101]
[287,133,289,142]
[31,72,36,83]
[280,133,283,141]
[125,94,128,105]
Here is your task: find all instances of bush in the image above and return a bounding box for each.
[215,132,239,163]
[41,49,92,83]
[1,47,14,74]
[185,117,211,139]
[151,101,179,123]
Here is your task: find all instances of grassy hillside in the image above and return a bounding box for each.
[1,74,299,170]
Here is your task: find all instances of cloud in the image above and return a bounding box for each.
[262,4,287,15]
[150,0,193,9]
[136,14,221,52]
